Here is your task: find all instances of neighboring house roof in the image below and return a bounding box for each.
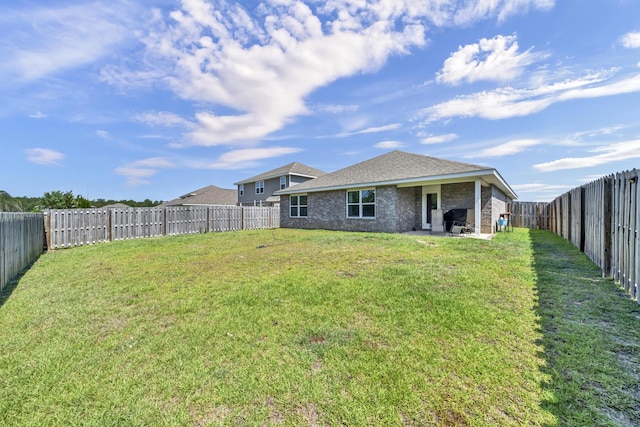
[159,185,237,207]
[275,150,518,199]
[102,203,131,208]
[233,162,326,185]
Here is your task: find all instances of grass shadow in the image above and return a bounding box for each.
[529,228,640,426]
[0,255,42,309]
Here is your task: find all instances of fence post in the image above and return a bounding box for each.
[44,211,51,250]
[107,208,113,243]
[163,207,167,237]
[603,176,612,278]
[580,187,586,252]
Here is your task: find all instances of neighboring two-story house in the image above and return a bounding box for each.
[234,162,326,206]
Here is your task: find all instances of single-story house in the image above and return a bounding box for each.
[159,185,237,207]
[274,150,517,235]
[234,162,326,206]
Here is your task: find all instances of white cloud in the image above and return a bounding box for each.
[468,138,542,158]
[115,157,176,186]
[423,69,640,123]
[436,34,542,85]
[578,174,610,183]
[105,0,553,147]
[374,140,406,149]
[335,123,402,138]
[314,103,359,114]
[534,140,640,172]
[365,0,554,27]
[96,130,110,139]
[29,111,46,119]
[572,125,624,140]
[511,182,573,193]
[0,2,138,83]
[451,0,555,25]
[134,111,195,129]
[26,148,64,165]
[190,146,303,169]
[421,133,458,144]
[125,1,426,147]
[620,31,640,48]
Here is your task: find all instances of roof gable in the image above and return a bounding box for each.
[234,162,326,185]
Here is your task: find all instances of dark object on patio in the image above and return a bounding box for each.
[443,209,469,232]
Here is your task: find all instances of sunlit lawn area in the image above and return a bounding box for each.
[1,228,638,426]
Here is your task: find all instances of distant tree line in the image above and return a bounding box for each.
[0,190,163,212]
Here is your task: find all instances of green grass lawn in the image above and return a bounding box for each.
[0,228,638,426]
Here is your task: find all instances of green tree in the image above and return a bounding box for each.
[0,191,40,212]
[75,195,92,208]
[40,190,78,209]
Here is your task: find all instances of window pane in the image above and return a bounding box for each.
[300,207,307,217]
[361,189,375,203]
[362,205,375,217]
[291,195,298,205]
[348,205,360,217]
[347,191,360,203]
[290,207,298,217]
[299,195,307,205]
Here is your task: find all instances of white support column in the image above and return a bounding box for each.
[475,180,482,236]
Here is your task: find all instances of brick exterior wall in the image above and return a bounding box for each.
[441,182,475,212]
[280,186,420,232]
[491,185,509,233]
[412,187,422,230]
[481,186,492,233]
[281,182,509,234]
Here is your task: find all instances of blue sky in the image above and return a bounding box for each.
[2,0,639,202]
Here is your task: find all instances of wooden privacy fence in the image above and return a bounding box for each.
[510,202,550,229]
[547,169,638,303]
[46,206,280,250]
[0,212,44,292]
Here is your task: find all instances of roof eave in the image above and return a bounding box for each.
[276,169,518,199]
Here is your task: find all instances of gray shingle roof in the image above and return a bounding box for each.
[275,150,517,198]
[233,162,326,185]
[159,185,237,207]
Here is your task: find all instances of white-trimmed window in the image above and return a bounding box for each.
[239,184,244,197]
[347,189,375,218]
[280,176,287,190]
[255,181,264,194]
[290,194,307,217]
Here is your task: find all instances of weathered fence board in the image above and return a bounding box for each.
[569,187,583,250]
[111,207,164,241]
[165,206,209,235]
[0,213,44,291]
[209,205,242,232]
[243,206,279,230]
[583,176,611,273]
